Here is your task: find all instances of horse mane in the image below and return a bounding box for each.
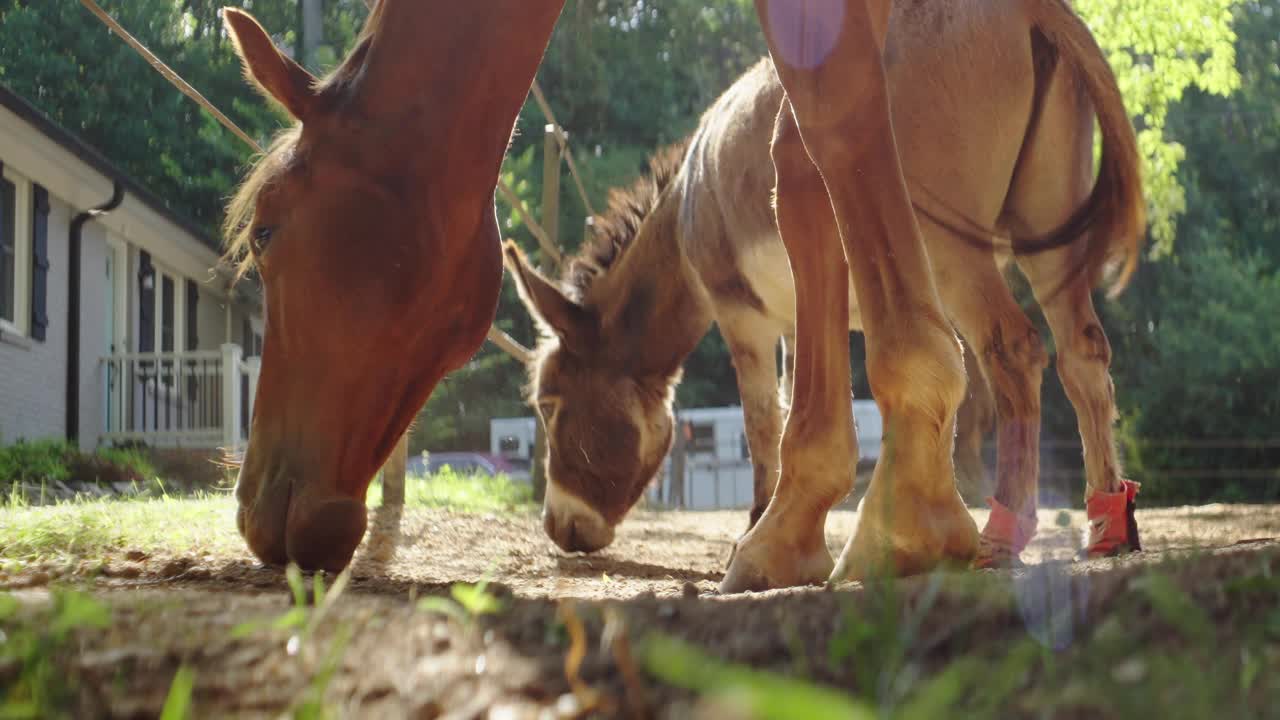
[563,138,690,299]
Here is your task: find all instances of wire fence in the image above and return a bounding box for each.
[647,435,1280,511]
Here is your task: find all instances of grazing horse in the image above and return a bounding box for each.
[219,4,565,571]
[221,0,1141,590]
[508,0,1144,572]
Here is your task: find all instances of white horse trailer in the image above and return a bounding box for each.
[489,400,883,511]
[646,400,883,510]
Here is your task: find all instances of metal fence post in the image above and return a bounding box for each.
[220,343,243,451]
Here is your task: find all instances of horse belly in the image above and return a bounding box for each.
[737,235,864,333]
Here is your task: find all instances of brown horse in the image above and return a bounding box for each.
[219,4,565,571]
[508,1,1143,574]
[222,0,1141,590]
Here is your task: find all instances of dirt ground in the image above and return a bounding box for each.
[4,503,1280,718]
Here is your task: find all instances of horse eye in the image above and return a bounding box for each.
[250,225,275,254]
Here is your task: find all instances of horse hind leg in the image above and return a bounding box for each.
[718,309,786,531]
[954,339,996,507]
[930,230,1049,568]
[1003,63,1138,557]
[1018,252,1136,557]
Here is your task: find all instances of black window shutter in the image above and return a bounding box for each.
[138,251,154,352]
[185,279,199,350]
[30,185,49,342]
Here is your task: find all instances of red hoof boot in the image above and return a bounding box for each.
[975,497,1037,569]
[1084,480,1141,558]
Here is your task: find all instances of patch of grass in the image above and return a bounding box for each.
[228,565,355,720]
[641,554,1280,719]
[158,666,196,720]
[0,493,240,564]
[368,466,533,514]
[417,578,504,627]
[0,466,532,567]
[641,634,876,719]
[0,588,112,718]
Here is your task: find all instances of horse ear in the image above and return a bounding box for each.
[223,8,318,121]
[503,241,594,350]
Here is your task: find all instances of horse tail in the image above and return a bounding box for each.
[1024,0,1147,297]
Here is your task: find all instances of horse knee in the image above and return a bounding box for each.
[868,327,967,434]
[770,104,822,187]
[983,321,1048,417]
[1057,322,1116,409]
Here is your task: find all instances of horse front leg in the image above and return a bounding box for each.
[719,100,858,593]
[761,0,976,584]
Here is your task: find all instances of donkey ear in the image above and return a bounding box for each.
[503,241,595,349]
[223,8,319,121]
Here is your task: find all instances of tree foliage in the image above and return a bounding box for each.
[1075,0,1243,254]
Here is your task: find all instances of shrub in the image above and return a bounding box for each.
[0,440,157,489]
[0,440,74,485]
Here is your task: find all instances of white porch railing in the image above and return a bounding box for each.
[100,343,260,450]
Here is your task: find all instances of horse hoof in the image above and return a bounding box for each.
[833,492,979,582]
[719,525,832,594]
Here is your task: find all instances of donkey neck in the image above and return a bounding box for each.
[585,185,713,378]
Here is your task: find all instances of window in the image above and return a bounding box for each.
[160,274,175,352]
[137,255,184,355]
[498,435,522,456]
[690,423,716,454]
[0,166,32,337]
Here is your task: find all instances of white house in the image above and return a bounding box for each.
[0,85,262,455]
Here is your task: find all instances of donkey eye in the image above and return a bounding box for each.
[250,225,275,254]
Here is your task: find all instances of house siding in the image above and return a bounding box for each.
[0,196,71,444]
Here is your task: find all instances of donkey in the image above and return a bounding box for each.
[508,0,1143,576]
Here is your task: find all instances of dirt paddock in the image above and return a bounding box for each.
[4,503,1280,718]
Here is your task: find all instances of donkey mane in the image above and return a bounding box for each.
[563,138,690,299]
